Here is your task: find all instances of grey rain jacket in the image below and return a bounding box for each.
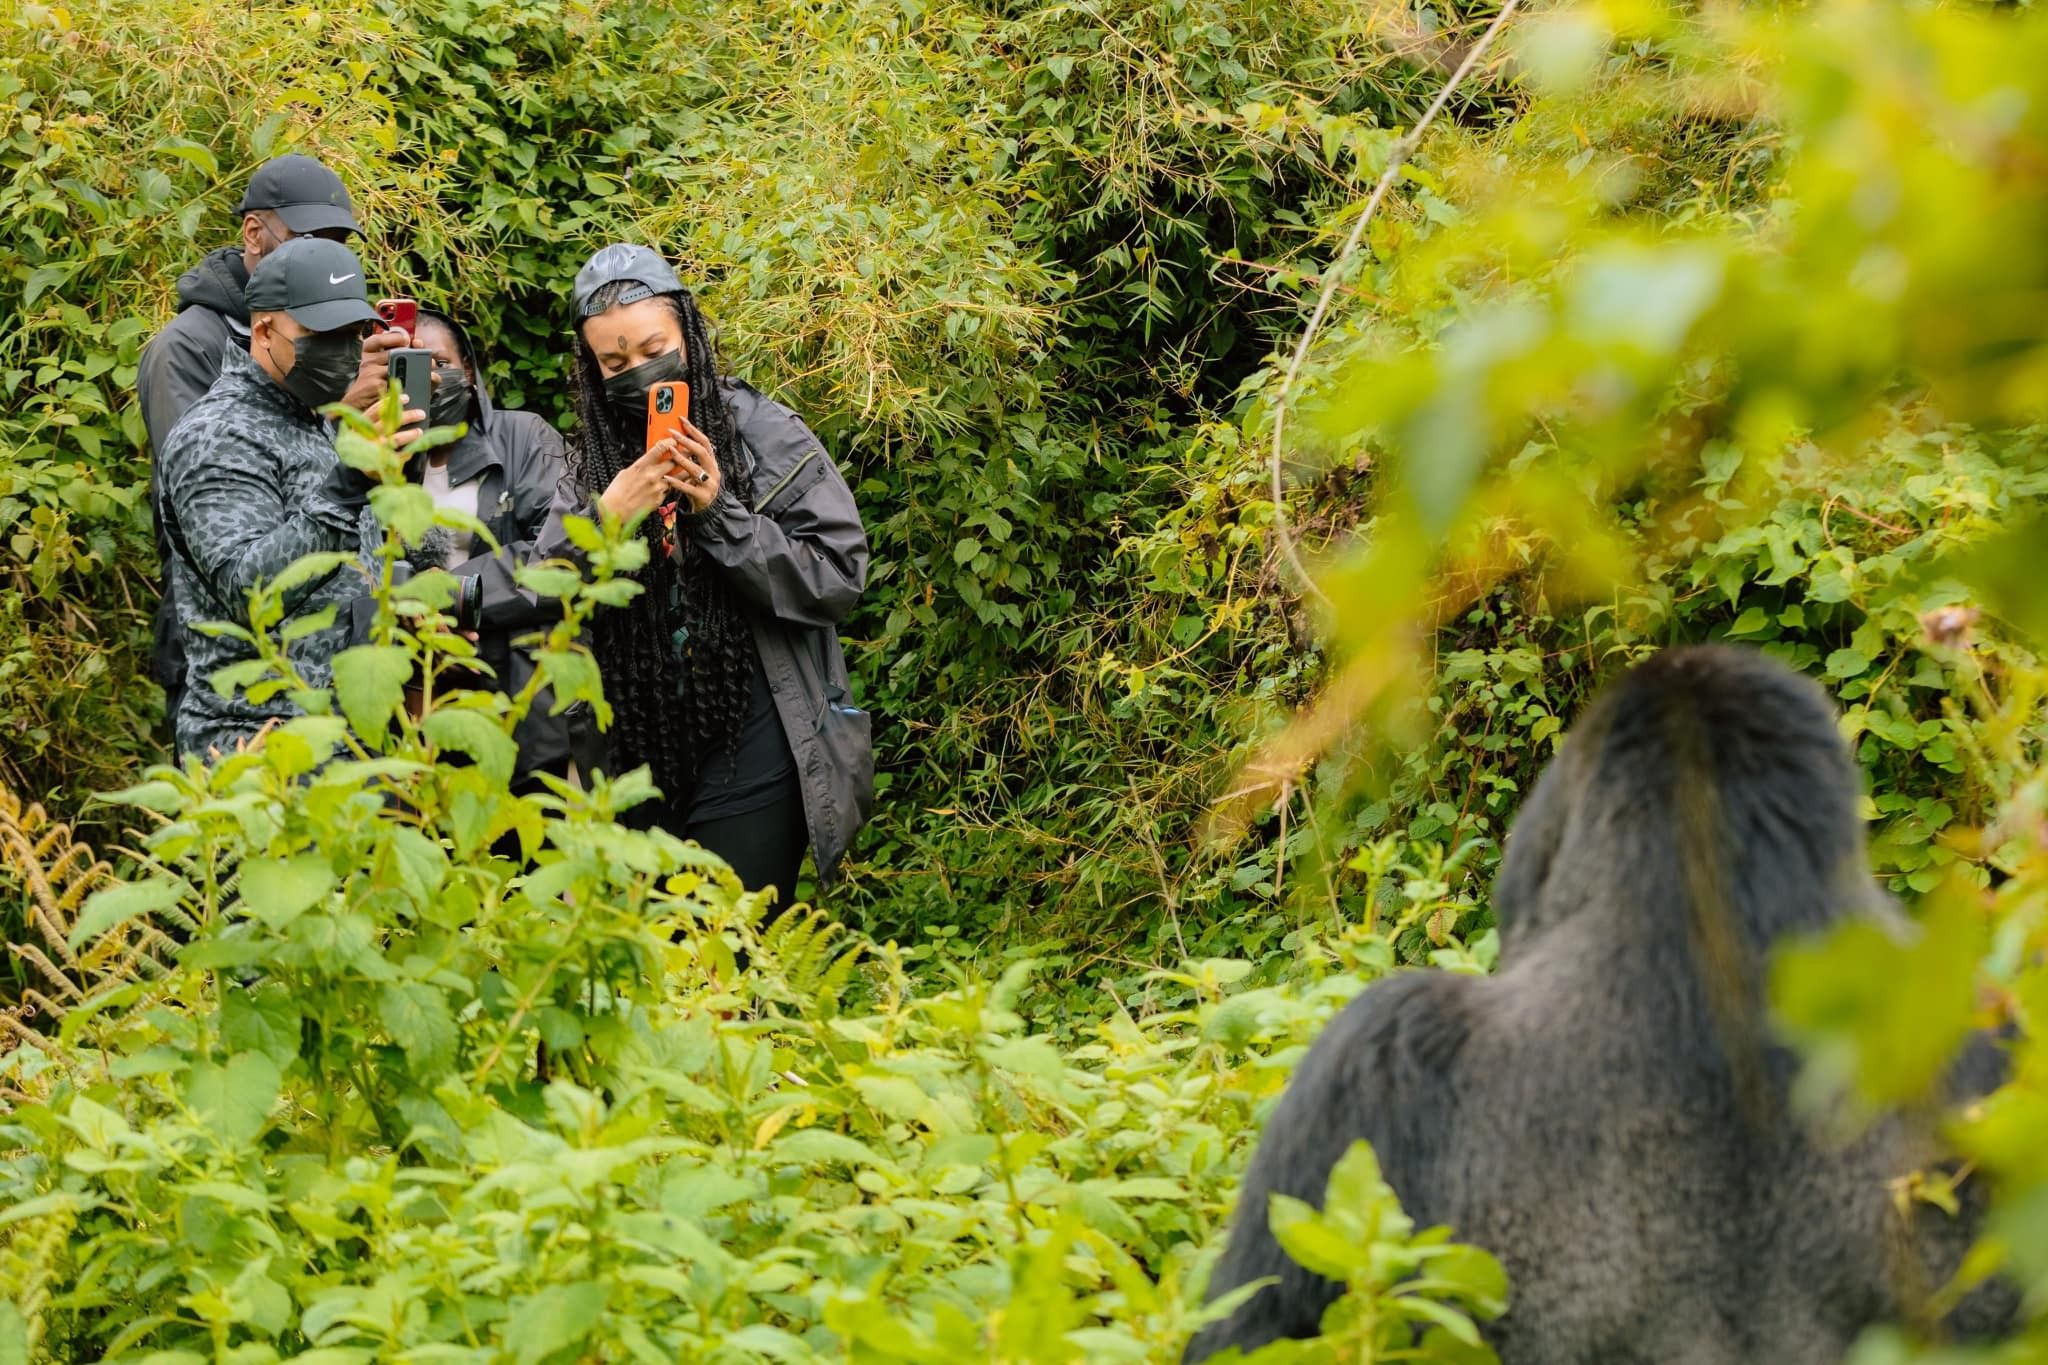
[537,377,875,882]
[156,344,364,759]
[353,315,599,778]
[136,245,255,711]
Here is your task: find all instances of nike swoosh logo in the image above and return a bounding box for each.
[328,272,357,284]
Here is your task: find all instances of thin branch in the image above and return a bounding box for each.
[1267,0,1524,606]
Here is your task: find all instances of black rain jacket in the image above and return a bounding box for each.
[535,377,875,882]
[136,245,255,710]
[353,314,600,779]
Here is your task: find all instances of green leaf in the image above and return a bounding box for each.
[279,603,340,645]
[0,1300,28,1365]
[515,564,584,599]
[378,981,458,1073]
[220,985,304,1069]
[1824,647,1871,680]
[537,648,603,712]
[69,877,184,950]
[1771,881,1986,1110]
[331,645,411,739]
[953,537,982,566]
[774,1128,897,1170]
[1268,1193,1357,1280]
[184,1051,283,1146]
[23,265,68,307]
[979,1037,1068,1086]
[507,1281,606,1365]
[423,708,518,787]
[154,136,220,175]
[268,551,355,599]
[238,853,336,930]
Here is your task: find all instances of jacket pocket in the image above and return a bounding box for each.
[817,687,876,837]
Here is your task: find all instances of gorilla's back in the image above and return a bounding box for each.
[1431,919,1993,1364]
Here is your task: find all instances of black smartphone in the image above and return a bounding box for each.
[387,347,435,419]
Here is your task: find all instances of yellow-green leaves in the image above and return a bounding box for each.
[329,644,411,739]
[1771,881,1989,1114]
[237,853,337,931]
[1263,1142,1508,1361]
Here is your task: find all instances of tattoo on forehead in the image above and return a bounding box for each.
[615,333,628,351]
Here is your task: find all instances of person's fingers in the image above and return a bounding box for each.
[363,328,409,354]
[672,454,706,483]
[677,427,715,464]
[403,408,426,427]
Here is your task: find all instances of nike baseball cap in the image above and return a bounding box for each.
[245,238,381,333]
[572,242,684,318]
[236,154,360,236]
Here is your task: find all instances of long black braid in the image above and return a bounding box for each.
[565,284,758,800]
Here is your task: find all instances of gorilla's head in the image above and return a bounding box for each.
[1493,645,1871,958]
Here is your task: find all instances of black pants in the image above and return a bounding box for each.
[628,778,809,906]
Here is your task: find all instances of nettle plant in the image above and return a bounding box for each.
[0,403,1505,1363]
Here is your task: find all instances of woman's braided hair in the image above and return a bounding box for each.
[566,283,757,798]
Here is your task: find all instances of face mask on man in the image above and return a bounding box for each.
[429,364,471,429]
[265,323,363,412]
[602,350,685,431]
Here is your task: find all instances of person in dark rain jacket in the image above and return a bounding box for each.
[136,153,408,725]
[542,244,875,896]
[353,307,599,781]
[156,239,409,759]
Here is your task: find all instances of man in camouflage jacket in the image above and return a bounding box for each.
[156,237,392,759]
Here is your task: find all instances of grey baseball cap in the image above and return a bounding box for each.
[245,238,381,333]
[572,242,683,318]
[237,153,360,236]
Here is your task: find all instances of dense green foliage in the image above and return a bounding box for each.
[4,0,2048,1358]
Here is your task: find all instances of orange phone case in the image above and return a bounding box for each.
[645,380,688,454]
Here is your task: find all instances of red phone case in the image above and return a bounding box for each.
[645,381,688,454]
[376,297,417,340]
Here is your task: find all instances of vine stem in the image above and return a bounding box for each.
[1267,0,1525,605]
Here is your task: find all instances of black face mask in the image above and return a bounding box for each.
[268,327,362,412]
[429,364,471,429]
[602,349,686,431]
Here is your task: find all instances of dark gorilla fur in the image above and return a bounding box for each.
[1186,646,2014,1364]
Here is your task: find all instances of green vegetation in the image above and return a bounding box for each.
[2,0,2047,1359]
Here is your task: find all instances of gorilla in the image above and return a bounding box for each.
[1187,646,2012,1363]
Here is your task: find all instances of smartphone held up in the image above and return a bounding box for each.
[387,347,434,419]
[376,297,417,341]
[646,380,688,455]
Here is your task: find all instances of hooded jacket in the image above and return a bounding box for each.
[534,377,875,882]
[136,246,256,708]
[157,343,365,759]
[353,313,598,778]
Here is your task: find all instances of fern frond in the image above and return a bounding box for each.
[0,781,165,1040]
[756,907,865,1012]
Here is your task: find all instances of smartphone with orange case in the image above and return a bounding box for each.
[646,380,688,455]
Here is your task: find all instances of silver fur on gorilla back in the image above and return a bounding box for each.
[1186,645,2015,1363]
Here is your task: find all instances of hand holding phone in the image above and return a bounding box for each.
[645,380,689,456]
[376,297,418,342]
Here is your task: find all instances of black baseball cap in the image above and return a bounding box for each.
[236,153,360,236]
[572,242,683,318]
[245,238,381,333]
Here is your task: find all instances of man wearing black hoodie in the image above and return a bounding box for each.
[135,153,407,728]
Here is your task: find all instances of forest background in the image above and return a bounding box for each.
[1,0,2046,1360]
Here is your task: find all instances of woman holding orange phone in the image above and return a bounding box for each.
[555,243,874,904]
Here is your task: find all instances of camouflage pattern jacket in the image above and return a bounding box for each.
[157,344,365,759]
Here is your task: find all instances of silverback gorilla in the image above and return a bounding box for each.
[1187,646,2012,1363]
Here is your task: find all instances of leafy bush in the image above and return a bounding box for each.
[0,402,1504,1360]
